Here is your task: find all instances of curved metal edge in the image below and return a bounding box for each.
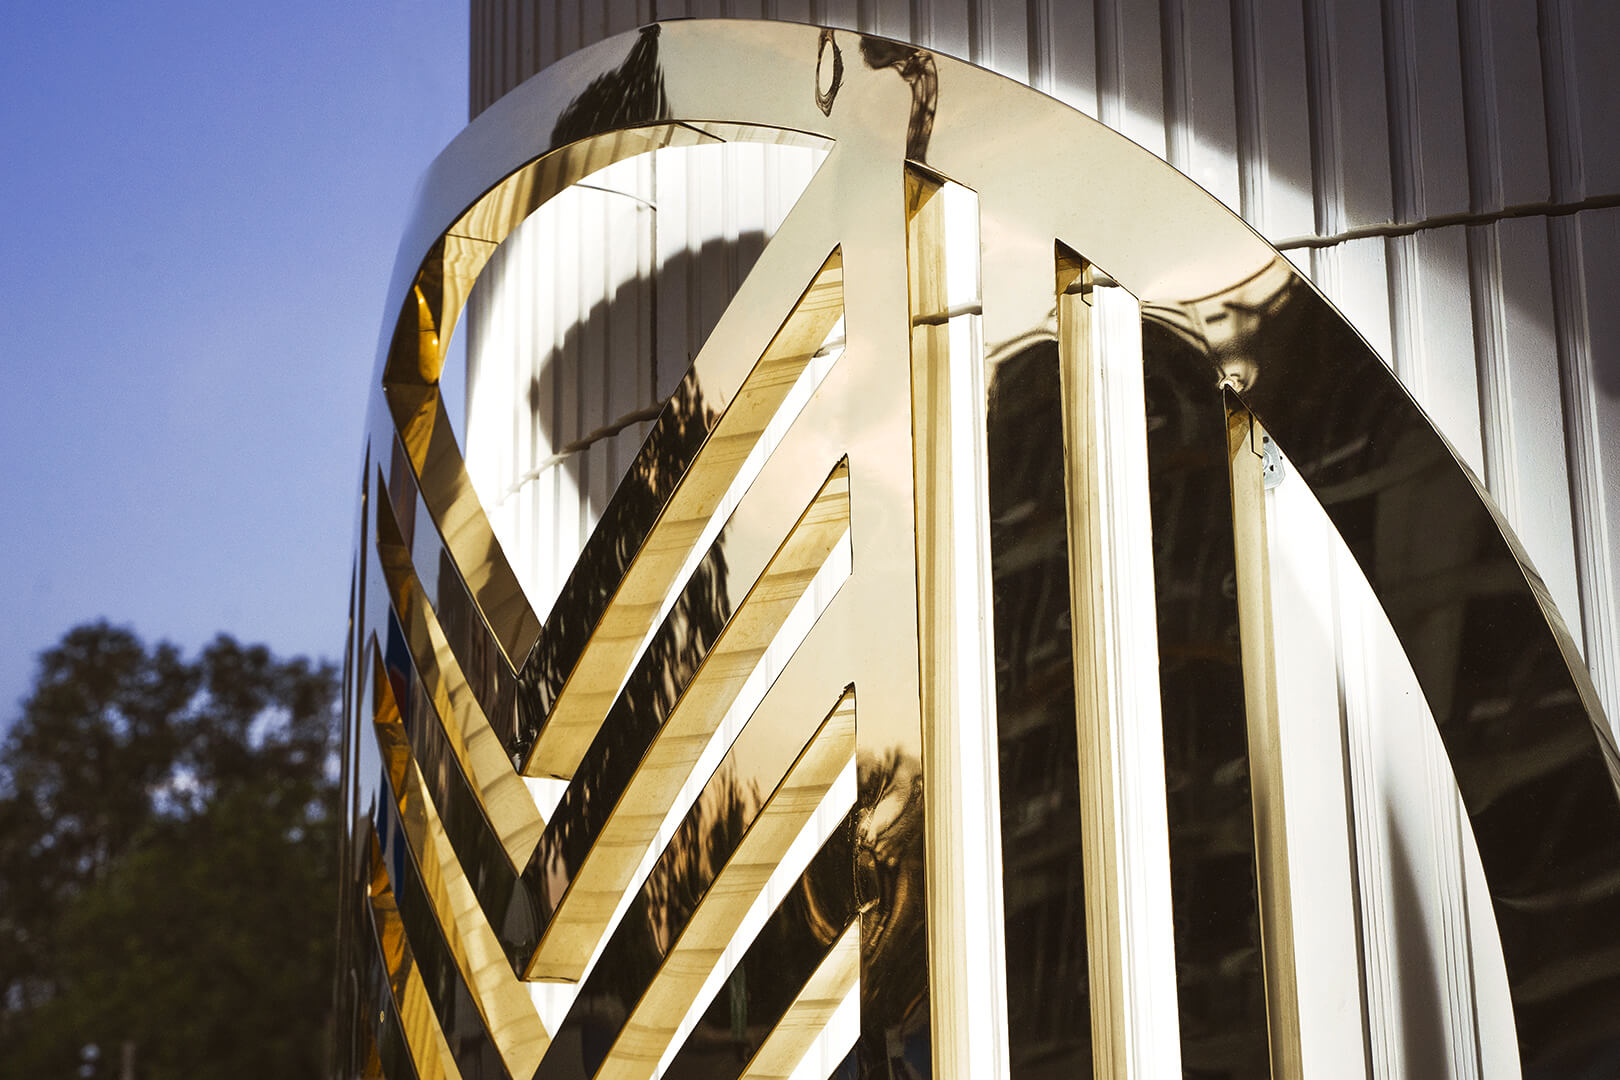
[354,16,1620,1074]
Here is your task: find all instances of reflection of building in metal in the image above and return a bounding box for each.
[335,6,1620,1080]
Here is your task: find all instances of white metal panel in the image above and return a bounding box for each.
[1161,0,1241,215]
[1265,474,1373,1080]
[817,0,859,33]
[1571,206,1620,721]
[1458,0,1550,210]
[1469,217,1581,626]
[1305,0,1393,233]
[1400,0,1471,219]
[770,0,814,24]
[1031,0,1097,117]
[1096,0,1165,159]
[1310,236,1395,365]
[1391,226,1485,473]
[978,0,1030,83]
[1567,1,1620,196]
[1240,0,1314,243]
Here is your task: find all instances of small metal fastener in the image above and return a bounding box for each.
[1261,433,1285,489]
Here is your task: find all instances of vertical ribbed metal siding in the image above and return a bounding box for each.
[462,2,1619,1075]
[467,1,1616,712]
[462,145,824,614]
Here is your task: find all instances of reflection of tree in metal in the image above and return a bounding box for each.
[854,748,929,1078]
[858,38,937,161]
[550,25,670,147]
[658,822,858,1079]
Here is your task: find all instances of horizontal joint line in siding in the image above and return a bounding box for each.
[494,402,664,506]
[1275,191,1620,250]
[572,183,659,211]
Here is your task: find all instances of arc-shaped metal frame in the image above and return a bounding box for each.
[347,18,1620,1077]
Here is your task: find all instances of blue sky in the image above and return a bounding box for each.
[1,3,468,719]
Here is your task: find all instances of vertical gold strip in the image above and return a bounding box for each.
[374,492,544,864]
[1225,399,1304,1080]
[907,169,1000,1079]
[906,169,961,1078]
[1055,251,1131,1079]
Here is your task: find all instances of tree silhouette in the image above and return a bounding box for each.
[0,622,339,1078]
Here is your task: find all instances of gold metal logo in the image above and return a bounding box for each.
[340,20,1620,1079]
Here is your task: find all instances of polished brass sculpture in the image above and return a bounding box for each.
[339,20,1620,1079]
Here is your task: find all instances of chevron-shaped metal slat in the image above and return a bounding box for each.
[349,138,919,1078]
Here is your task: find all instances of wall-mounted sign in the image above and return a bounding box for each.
[338,21,1620,1080]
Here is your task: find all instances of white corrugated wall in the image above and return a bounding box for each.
[459,2,1620,1075]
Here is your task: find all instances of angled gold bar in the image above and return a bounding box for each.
[367,837,463,1080]
[375,476,545,864]
[596,691,857,1079]
[370,645,552,1077]
[387,381,538,663]
[368,415,517,743]
[739,920,862,1080]
[527,463,853,981]
[365,533,530,919]
[523,237,845,780]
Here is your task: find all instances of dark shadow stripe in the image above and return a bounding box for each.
[984,337,1094,1078]
[1141,318,1271,1078]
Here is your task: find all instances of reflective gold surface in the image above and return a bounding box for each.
[339,18,1620,1079]
[737,920,861,1079]
[522,241,845,781]
[525,463,853,983]
[1225,403,1302,1080]
[1054,250,1133,1077]
[373,644,552,1076]
[988,249,1095,1074]
[590,693,856,1078]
